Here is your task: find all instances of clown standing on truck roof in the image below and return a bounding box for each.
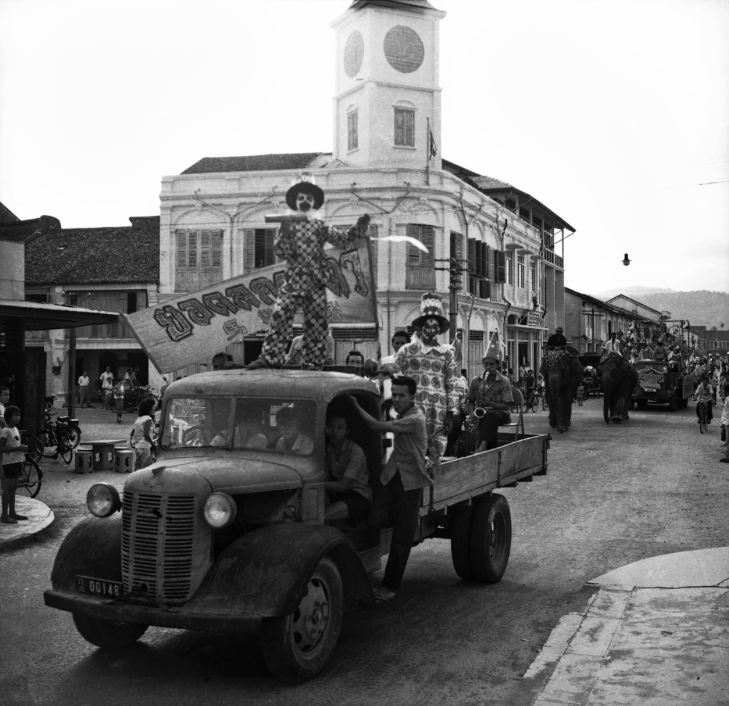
[247,177,370,371]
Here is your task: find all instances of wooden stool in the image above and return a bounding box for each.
[75,448,93,474]
[114,449,135,474]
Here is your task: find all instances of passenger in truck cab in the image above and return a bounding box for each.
[323,411,371,525]
[274,406,314,455]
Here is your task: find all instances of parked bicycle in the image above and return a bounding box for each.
[37,409,76,463]
[17,454,43,498]
[124,385,159,413]
[522,388,538,413]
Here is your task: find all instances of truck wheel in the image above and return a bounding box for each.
[668,396,678,411]
[469,494,512,584]
[261,556,343,683]
[72,614,147,649]
[450,505,474,581]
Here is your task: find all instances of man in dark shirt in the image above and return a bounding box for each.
[546,326,567,348]
[348,375,428,603]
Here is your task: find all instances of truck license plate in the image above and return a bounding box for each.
[76,575,124,598]
[642,387,657,392]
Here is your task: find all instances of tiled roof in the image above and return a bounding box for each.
[181,153,329,175]
[0,202,20,225]
[0,215,61,244]
[25,217,160,286]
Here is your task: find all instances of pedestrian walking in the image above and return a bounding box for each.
[720,383,729,464]
[0,406,29,524]
[113,379,125,423]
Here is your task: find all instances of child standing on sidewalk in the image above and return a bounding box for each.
[131,397,156,470]
[0,406,29,524]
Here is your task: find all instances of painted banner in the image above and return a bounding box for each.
[122,239,376,373]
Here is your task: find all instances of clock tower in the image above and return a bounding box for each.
[331,0,446,170]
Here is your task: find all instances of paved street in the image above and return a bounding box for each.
[1,398,727,706]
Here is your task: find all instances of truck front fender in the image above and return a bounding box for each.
[186,523,375,618]
[49,516,122,593]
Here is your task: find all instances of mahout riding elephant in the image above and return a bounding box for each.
[540,350,583,433]
[599,354,638,423]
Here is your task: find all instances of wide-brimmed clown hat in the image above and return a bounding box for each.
[285,178,324,211]
[411,292,450,332]
[483,330,502,363]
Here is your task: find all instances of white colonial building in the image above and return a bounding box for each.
[158,0,572,379]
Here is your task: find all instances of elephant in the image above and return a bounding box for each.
[599,354,638,423]
[540,350,583,433]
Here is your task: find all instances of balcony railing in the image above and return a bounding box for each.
[406,266,436,290]
[542,249,564,269]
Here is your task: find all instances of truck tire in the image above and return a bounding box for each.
[72,614,148,649]
[450,505,474,581]
[261,556,343,683]
[469,494,512,584]
[668,396,678,411]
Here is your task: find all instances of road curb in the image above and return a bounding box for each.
[0,497,55,554]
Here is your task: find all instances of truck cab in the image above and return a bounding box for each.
[631,358,695,410]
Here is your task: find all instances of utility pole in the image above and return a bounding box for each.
[66,292,78,415]
[581,302,605,354]
[435,258,465,342]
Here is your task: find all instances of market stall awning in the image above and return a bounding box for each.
[0,299,119,331]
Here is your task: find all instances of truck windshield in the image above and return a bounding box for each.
[160,397,317,456]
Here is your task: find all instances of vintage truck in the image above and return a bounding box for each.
[630,358,695,410]
[44,369,549,682]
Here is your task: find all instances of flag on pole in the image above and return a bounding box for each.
[428,124,437,158]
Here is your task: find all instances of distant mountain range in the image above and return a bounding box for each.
[593,289,728,330]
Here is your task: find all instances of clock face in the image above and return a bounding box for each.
[344,30,364,78]
[383,25,424,73]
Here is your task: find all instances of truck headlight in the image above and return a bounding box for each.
[87,483,121,517]
[203,492,237,529]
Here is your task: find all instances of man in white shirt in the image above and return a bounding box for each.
[78,372,91,408]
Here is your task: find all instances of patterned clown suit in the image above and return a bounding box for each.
[260,217,368,368]
[392,339,458,465]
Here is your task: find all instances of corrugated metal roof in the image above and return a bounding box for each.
[0,299,119,330]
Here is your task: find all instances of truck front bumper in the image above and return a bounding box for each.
[44,589,257,631]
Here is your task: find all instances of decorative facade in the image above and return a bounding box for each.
[158,0,572,380]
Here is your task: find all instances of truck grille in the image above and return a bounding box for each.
[121,492,197,604]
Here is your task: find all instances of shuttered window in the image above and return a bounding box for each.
[406,224,435,290]
[243,228,277,272]
[175,230,224,292]
[394,108,415,147]
[348,110,358,151]
[531,259,537,292]
[506,251,513,285]
[517,254,525,288]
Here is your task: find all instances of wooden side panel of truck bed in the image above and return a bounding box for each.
[423,433,549,513]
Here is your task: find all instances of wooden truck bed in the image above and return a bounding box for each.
[422,433,549,513]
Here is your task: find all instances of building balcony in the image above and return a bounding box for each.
[542,249,564,269]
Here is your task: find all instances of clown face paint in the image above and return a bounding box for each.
[421,318,442,346]
[296,192,315,213]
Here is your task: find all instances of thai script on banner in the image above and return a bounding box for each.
[121,240,376,373]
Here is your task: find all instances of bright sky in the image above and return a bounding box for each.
[2,0,728,295]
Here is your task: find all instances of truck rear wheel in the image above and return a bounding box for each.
[469,494,512,584]
[450,505,474,581]
[261,556,343,683]
[72,614,148,648]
